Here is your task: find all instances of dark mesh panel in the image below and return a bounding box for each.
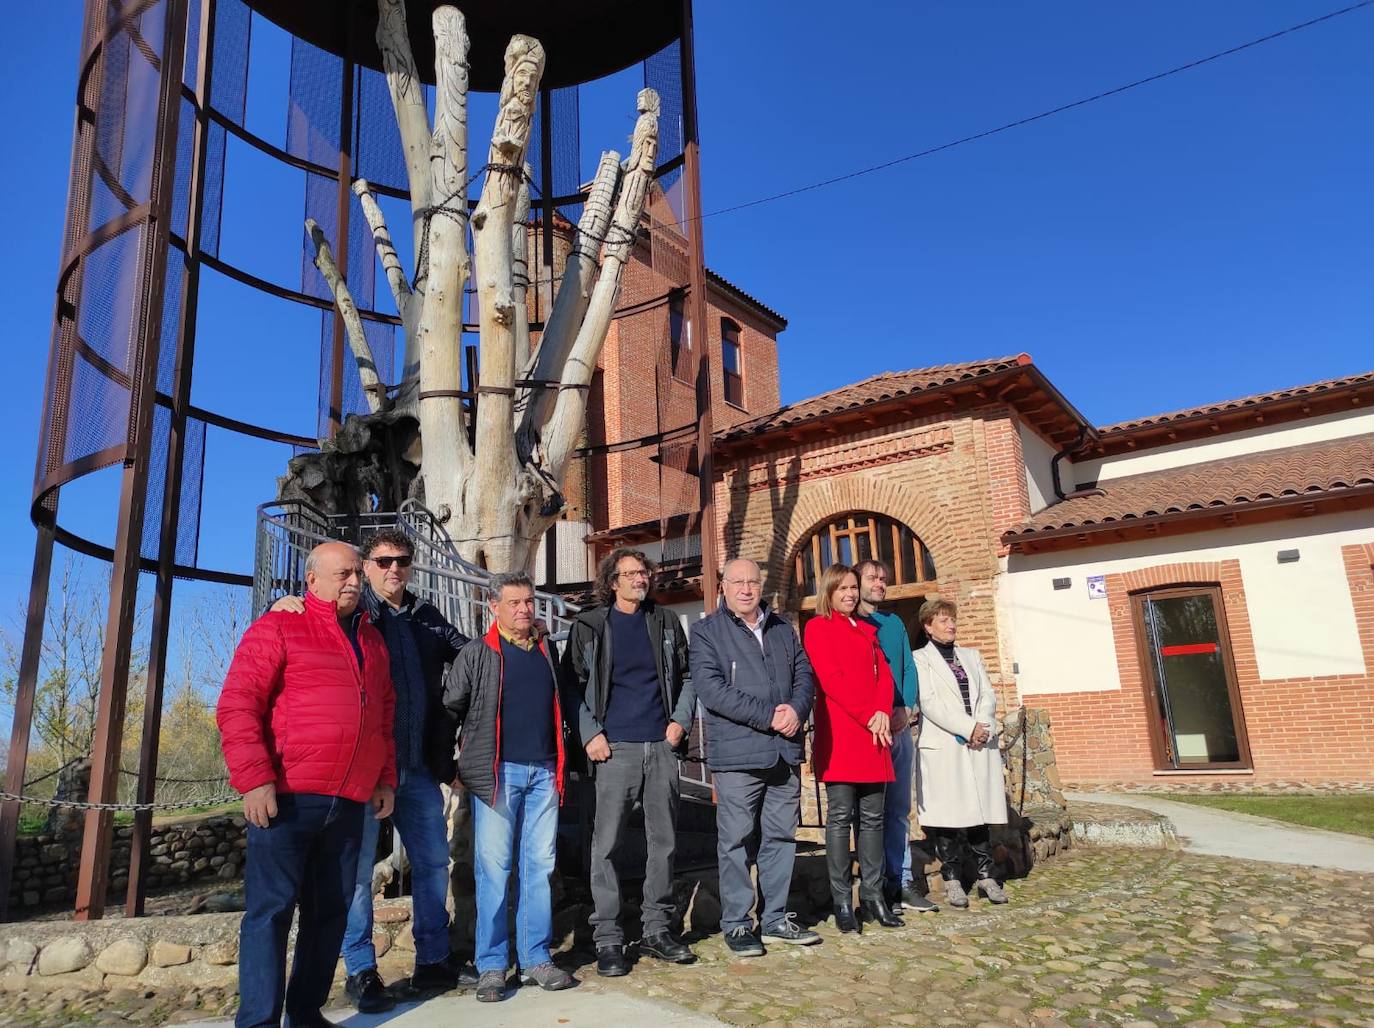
[200,121,227,256]
[156,248,186,394]
[644,39,683,199]
[183,0,202,87]
[89,26,135,232]
[202,0,249,257]
[315,309,332,439]
[354,65,408,193]
[209,0,250,122]
[527,85,581,223]
[286,35,341,167]
[141,406,206,566]
[170,94,196,242]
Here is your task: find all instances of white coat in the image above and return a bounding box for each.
[914,642,1008,828]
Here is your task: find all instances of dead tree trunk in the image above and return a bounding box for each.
[293,0,658,573]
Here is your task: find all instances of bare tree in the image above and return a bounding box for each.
[301,0,659,572]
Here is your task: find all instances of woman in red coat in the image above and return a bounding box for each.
[803,564,902,933]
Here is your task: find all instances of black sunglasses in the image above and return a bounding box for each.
[369,555,413,569]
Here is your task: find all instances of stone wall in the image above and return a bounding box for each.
[799,706,1073,882]
[6,814,246,916]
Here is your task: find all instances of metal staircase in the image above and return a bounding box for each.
[253,498,578,639]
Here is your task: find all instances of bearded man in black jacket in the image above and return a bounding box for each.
[564,548,697,977]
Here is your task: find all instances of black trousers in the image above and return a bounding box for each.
[926,824,994,881]
[824,781,885,905]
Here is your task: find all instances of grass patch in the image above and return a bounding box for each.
[1148,793,1374,838]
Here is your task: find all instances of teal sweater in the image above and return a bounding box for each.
[860,610,919,710]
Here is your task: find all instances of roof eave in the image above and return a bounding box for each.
[1003,482,1374,552]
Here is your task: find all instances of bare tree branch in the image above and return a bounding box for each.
[306,218,385,414]
[353,179,413,333]
[515,150,621,458]
[375,0,432,264]
[543,88,660,478]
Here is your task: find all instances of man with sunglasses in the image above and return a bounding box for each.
[271,528,473,1011]
[563,547,696,976]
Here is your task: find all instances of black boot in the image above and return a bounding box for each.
[970,832,1008,904]
[833,902,860,933]
[860,897,905,928]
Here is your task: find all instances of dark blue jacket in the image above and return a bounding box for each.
[362,586,469,783]
[688,601,815,772]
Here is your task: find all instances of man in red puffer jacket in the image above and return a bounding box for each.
[218,541,397,1028]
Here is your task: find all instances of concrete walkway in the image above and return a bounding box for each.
[178,980,724,1027]
[1068,790,1374,872]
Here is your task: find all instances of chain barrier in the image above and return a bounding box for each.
[0,788,239,814]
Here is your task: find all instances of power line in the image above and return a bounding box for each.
[691,0,1374,223]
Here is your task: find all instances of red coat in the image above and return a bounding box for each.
[804,613,895,784]
[217,591,397,804]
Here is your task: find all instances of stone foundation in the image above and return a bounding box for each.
[6,814,246,916]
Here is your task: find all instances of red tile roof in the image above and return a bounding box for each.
[718,354,1035,441]
[1098,371,1374,435]
[1005,435,1374,542]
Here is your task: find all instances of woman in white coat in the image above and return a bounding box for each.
[913,598,1009,906]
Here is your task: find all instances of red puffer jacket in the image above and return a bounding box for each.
[217,591,397,803]
[804,612,895,784]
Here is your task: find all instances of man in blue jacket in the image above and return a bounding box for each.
[856,559,938,915]
[689,558,820,956]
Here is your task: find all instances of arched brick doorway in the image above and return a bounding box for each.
[790,511,940,644]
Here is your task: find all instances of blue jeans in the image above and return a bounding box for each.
[885,726,916,889]
[236,792,363,1028]
[341,768,452,975]
[471,761,559,973]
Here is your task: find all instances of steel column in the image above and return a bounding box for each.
[679,0,719,611]
[126,0,217,918]
[0,0,106,923]
[75,0,193,921]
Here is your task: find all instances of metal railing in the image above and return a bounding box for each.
[254,498,578,640]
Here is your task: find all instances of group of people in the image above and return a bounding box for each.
[216,534,1010,1027]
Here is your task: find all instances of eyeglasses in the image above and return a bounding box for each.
[370,555,413,570]
[724,578,762,588]
[615,569,652,580]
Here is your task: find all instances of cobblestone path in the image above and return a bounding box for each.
[597,848,1374,1028]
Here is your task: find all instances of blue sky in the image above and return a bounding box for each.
[1,0,1371,603]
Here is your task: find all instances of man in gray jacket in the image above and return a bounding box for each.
[564,548,696,977]
[689,558,819,956]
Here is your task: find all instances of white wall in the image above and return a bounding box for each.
[1019,420,1062,514]
[1076,408,1374,484]
[998,510,1373,697]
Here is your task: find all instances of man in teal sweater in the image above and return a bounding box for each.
[856,560,938,914]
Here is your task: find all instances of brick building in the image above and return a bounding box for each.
[562,289,1374,784]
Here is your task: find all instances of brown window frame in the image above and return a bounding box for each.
[793,512,939,610]
[721,317,744,408]
[1130,585,1254,771]
[669,290,690,382]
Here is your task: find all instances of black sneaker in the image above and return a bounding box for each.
[761,913,821,946]
[411,953,479,991]
[900,884,940,913]
[596,945,630,977]
[344,967,394,1014]
[724,926,765,957]
[641,930,696,964]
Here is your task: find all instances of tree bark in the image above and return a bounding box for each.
[464,36,545,568]
[305,218,384,413]
[412,5,473,526]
